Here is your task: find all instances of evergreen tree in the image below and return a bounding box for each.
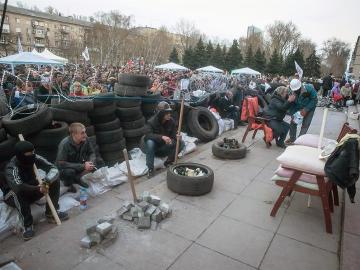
[244,45,254,68]
[169,47,179,63]
[211,44,223,68]
[221,45,227,71]
[266,49,281,75]
[304,50,321,77]
[205,41,214,65]
[182,47,195,69]
[282,48,304,76]
[253,48,266,73]
[193,38,207,69]
[225,39,242,71]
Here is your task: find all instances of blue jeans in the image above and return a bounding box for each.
[145,139,185,170]
[289,109,315,141]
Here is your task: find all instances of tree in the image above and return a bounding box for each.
[182,47,195,69]
[221,45,227,70]
[298,38,317,60]
[169,47,179,63]
[173,19,202,55]
[244,45,254,68]
[267,49,282,75]
[253,48,266,73]
[282,48,304,76]
[225,39,242,71]
[304,51,321,78]
[193,37,207,68]
[205,41,214,65]
[321,38,351,77]
[211,44,223,68]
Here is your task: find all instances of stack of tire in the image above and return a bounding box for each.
[115,74,151,150]
[90,93,125,167]
[141,91,162,120]
[0,117,16,169]
[50,97,104,166]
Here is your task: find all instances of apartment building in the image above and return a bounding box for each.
[349,36,360,79]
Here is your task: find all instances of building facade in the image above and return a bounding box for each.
[0,4,91,62]
[349,36,360,79]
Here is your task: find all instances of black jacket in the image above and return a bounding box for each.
[56,136,96,172]
[263,93,291,121]
[322,75,333,91]
[145,111,177,145]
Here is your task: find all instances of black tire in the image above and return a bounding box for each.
[0,90,9,116]
[89,103,116,118]
[99,138,126,152]
[90,113,117,125]
[141,103,157,115]
[0,137,17,162]
[27,121,68,148]
[0,128,7,142]
[116,97,141,108]
[50,98,94,112]
[88,135,97,147]
[115,107,143,121]
[94,118,121,132]
[36,148,57,163]
[123,126,150,138]
[121,117,145,130]
[96,128,124,144]
[100,150,125,162]
[104,158,124,167]
[167,163,214,196]
[212,141,247,159]
[50,107,91,126]
[2,105,53,137]
[114,84,147,97]
[93,93,115,107]
[86,125,95,137]
[187,107,219,142]
[118,74,150,87]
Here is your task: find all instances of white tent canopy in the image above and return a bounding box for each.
[231,67,261,76]
[154,62,189,71]
[196,65,224,73]
[39,48,68,64]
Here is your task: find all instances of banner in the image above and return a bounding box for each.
[82,46,90,61]
[294,61,303,79]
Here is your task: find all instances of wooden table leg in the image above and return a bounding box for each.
[316,176,332,234]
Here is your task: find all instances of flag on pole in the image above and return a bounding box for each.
[17,36,23,53]
[294,61,303,79]
[82,46,90,61]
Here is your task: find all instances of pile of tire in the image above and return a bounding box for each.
[90,93,125,167]
[0,117,16,168]
[186,107,219,142]
[141,91,162,120]
[115,74,151,150]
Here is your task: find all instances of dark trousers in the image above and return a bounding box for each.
[4,179,60,227]
[269,120,290,145]
[226,107,240,127]
[145,139,185,170]
[59,168,83,186]
[289,109,315,141]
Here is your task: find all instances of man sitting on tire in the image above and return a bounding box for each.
[145,101,184,178]
[1,141,69,241]
[56,122,95,193]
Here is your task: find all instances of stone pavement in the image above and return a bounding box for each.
[0,107,349,270]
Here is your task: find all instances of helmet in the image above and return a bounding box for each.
[290,79,302,91]
[157,101,172,112]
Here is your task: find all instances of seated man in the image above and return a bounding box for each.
[56,123,95,193]
[145,101,184,178]
[215,91,241,128]
[1,141,68,240]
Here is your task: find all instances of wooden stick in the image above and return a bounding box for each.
[318,108,328,149]
[123,149,137,203]
[175,97,185,164]
[18,134,61,225]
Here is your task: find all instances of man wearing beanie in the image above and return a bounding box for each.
[1,141,68,240]
[144,101,184,178]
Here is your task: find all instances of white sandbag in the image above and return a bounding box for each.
[223,118,234,131]
[59,196,80,212]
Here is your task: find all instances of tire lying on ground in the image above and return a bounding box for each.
[114,84,147,97]
[0,137,17,162]
[27,121,68,148]
[187,107,219,142]
[118,73,150,87]
[50,98,94,112]
[167,163,214,196]
[2,105,52,137]
[212,141,247,159]
[96,128,124,144]
[50,107,91,126]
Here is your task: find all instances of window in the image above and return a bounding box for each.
[16,18,20,23]
[0,36,5,44]
[34,21,39,25]
[15,27,21,33]
[39,22,45,27]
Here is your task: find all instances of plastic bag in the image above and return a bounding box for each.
[293,111,304,125]
[59,196,80,212]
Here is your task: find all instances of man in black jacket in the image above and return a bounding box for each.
[56,122,96,192]
[215,91,241,128]
[1,141,68,240]
[144,101,184,178]
[322,73,333,97]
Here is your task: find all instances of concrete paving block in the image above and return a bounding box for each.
[151,208,163,223]
[141,191,151,202]
[80,235,93,249]
[151,221,158,230]
[97,214,115,224]
[100,226,119,248]
[137,216,151,229]
[116,206,130,218]
[137,201,150,211]
[123,201,134,210]
[88,232,102,245]
[130,206,138,218]
[86,224,97,236]
[0,262,22,270]
[159,202,171,218]
[96,222,113,236]
[122,212,133,221]
[134,218,139,225]
[145,205,157,217]
[150,195,161,206]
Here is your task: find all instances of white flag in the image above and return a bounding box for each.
[17,36,23,53]
[82,46,90,61]
[294,61,303,79]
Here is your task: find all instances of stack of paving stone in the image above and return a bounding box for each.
[80,219,118,249]
[117,191,172,229]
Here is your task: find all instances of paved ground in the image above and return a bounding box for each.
[0,107,348,270]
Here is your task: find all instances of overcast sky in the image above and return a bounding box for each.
[7,0,360,49]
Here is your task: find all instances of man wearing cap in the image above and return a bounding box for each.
[1,141,68,240]
[286,79,318,145]
[144,101,184,178]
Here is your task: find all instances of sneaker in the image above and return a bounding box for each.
[147,169,155,179]
[46,211,69,224]
[67,185,77,193]
[284,139,294,146]
[23,226,34,241]
[276,142,287,149]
